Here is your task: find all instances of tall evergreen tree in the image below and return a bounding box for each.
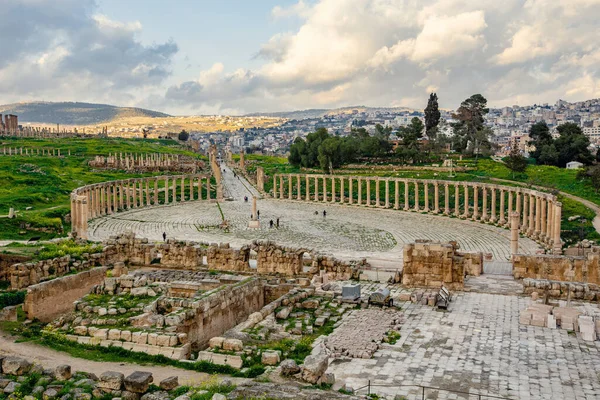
[424,93,441,138]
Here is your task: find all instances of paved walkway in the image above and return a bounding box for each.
[329,293,600,400]
[89,167,542,266]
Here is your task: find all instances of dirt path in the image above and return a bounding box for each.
[0,333,246,386]
[488,177,600,235]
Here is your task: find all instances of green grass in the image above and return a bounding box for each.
[0,137,204,240]
[3,239,103,261]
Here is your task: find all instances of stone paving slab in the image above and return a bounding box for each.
[328,292,600,400]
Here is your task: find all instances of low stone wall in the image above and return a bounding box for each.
[522,278,600,300]
[24,267,108,322]
[402,241,483,289]
[513,253,600,284]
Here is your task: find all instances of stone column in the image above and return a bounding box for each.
[288,175,293,200]
[132,180,138,208]
[454,184,460,217]
[472,185,479,221]
[444,183,450,214]
[505,191,512,226]
[414,182,419,212]
[348,178,353,205]
[375,179,380,207]
[358,178,362,205]
[535,196,542,238]
[404,181,409,211]
[481,187,488,221]
[297,175,302,201]
[490,187,497,223]
[322,176,327,202]
[154,179,158,204]
[433,182,439,213]
[528,194,535,236]
[340,177,345,204]
[330,176,335,203]
[70,193,78,236]
[279,175,284,199]
[189,177,194,201]
[498,189,512,225]
[314,177,319,201]
[423,182,429,212]
[521,194,529,232]
[77,195,89,240]
[206,177,211,200]
[385,179,390,208]
[305,175,310,201]
[553,202,562,254]
[463,184,469,218]
[547,200,554,245]
[256,167,265,192]
[113,183,118,212]
[164,177,170,203]
[366,179,371,206]
[510,211,520,256]
[119,182,124,210]
[180,177,185,202]
[147,179,152,204]
[394,180,400,210]
[273,176,278,199]
[540,197,547,240]
[516,191,522,227]
[106,185,112,214]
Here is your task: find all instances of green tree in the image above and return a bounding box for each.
[424,92,441,139]
[504,146,528,178]
[452,94,489,157]
[396,117,424,163]
[178,130,189,141]
[529,122,553,161]
[318,137,342,173]
[554,123,594,167]
[538,144,559,166]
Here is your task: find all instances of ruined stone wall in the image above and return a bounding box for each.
[9,254,104,290]
[513,253,600,284]
[206,243,250,272]
[253,241,303,276]
[183,279,264,350]
[0,254,31,282]
[402,241,482,289]
[23,267,108,322]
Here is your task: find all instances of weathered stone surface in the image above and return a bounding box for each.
[208,337,224,349]
[222,338,243,352]
[97,371,124,391]
[302,299,319,309]
[140,391,169,400]
[124,372,153,394]
[158,376,178,391]
[227,382,357,399]
[301,353,329,384]
[3,382,20,394]
[2,357,32,376]
[54,365,72,381]
[261,351,280,366]
[42,388,58,400]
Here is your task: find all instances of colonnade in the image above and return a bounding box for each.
[71,174,213,240]
[272,174,562,253]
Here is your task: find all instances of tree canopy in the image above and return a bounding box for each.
[529,122,593,167]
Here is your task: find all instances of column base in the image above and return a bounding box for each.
[248,220,260,229]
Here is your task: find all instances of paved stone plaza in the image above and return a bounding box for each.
[89,167,541,265]
[328,290,600,400]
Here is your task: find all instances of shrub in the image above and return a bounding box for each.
[0,291,26,309]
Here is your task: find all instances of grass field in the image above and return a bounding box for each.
[0,137,204,240]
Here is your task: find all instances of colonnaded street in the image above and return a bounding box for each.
[89,166,542,266]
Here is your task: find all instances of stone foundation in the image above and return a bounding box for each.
[513,253,600,284]
[402,241,483,289]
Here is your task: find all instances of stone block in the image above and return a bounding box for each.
[121,330,132,342]
[208,337,224,349]
[124,371,153,393]
[74,326,88,336]
[97,371,124,391]
[54,365,72,381]
[148,333,158,346]
[108,329,121,341]
[2,357,32,376]
[159,376,178,391]
[222,338,243,352]
[261,351,280,366]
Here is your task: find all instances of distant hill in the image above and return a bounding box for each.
[0,101,170,125]
[245,105,415,119]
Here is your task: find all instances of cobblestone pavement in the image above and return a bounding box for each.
[328,293,600,400]
[89,166,542,264]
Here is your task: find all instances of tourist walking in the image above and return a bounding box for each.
[276,218,280,228]
[257,210,260,219]
[162,232,167,242]
[323,210,327,218]
[269,219,274,228]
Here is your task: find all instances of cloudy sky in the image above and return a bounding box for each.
[2,0,600,115]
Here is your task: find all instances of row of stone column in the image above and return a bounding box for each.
[2,147,69,156]
[272,174,562,253]
[71,174,212,239]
